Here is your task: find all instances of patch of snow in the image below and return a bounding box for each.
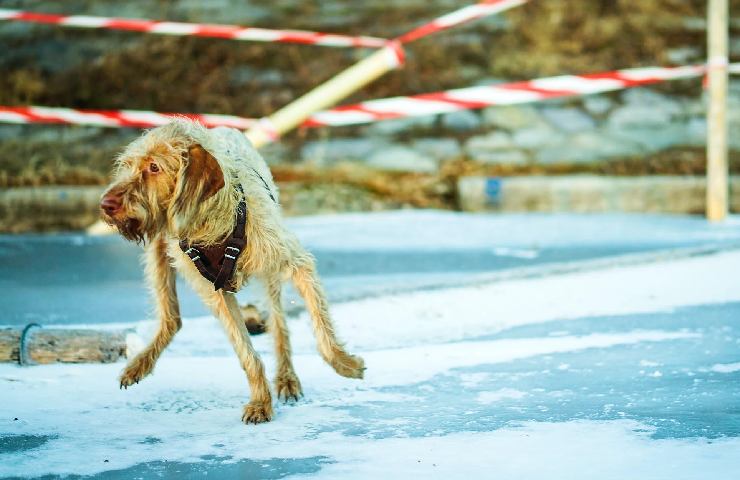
[547,390,574,398]
[286,211,740,251]
[124,332,146,358]
[0,330,698,477]
[459,372,489,388]
[476,388,528,404]
[306,330,695,389]
[710,362,740,373]
[276,421,740,480]
[491,247,539,259]
[281,250,740,352]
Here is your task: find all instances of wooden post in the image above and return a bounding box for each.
[706,0,729,221]
[246,43,403,148]
[0,305,267,365]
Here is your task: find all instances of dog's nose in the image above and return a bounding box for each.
[100,193,122,216]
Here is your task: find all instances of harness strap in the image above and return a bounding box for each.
[178,239,217,283]
[179,184,247,292]
[213,189,247,290]
[179,162,275,291]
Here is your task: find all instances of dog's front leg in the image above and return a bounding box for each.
[178,261,272,423]
[120,235,181,388]
[212,291,273,423]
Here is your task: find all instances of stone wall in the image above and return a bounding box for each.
[291,81,740,172]
[2,0,740,181]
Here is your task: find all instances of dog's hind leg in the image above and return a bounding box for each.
[120,236,181,388]
[264,275,302,402]
[290,255,365,379]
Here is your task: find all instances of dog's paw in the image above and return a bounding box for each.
[119,358,152,389]
[331,354,366,379]
[240,304,267,335]
[242,401,273,424]
[275,371,303,403]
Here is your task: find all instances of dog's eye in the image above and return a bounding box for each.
[149,163,160,173]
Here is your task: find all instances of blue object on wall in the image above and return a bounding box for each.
[485,177,502,205]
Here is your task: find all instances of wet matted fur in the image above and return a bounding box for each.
[101,119,364,424]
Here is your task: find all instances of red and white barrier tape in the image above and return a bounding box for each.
[2,63,735,130]
[0,106,255,129]
[304,64,713,127]
[241,0,526,145]
[397,0,529,44]
[0,8,388,48]
[0,0,527,49]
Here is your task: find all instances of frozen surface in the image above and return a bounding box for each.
[287,210,740,250]
[2,211,740,327]
[2,243,740,479]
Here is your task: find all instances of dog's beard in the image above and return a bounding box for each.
[106,216,146,244]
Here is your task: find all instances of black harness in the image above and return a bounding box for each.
[179,167,276,292]
[179,185,247,292]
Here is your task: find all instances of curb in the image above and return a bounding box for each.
[457,175,740,213]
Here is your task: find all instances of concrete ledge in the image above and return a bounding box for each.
[3,176,739,233]
[457,175,740,213]
[0,186,104,233]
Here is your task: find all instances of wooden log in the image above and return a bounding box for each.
[0,305,267,365]
[0,327,128,364]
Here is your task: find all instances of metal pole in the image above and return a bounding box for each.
[706,0,729,221]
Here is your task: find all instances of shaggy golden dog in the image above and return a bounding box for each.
[100,119,364,423]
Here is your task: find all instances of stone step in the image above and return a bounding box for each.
[457,175,740,214]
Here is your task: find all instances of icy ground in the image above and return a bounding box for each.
[3,211,740,326]
[1,212,740,479]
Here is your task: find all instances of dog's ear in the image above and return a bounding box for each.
[182,144,225,201]
[170,144,225,231]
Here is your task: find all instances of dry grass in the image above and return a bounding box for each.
[0,138,120,187]
[3,0,737,115]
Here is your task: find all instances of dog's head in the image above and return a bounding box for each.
[100,121,225,243]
